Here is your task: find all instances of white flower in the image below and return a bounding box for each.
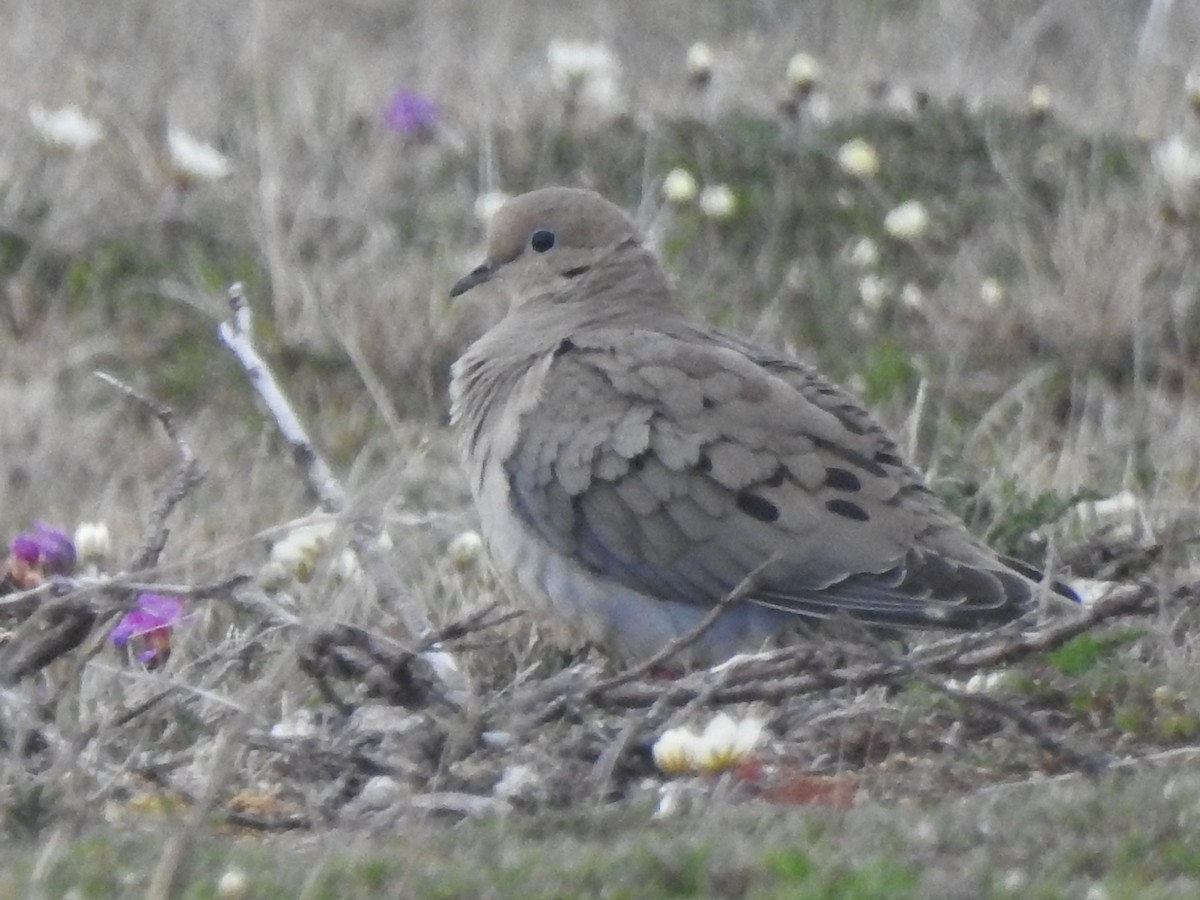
[1003,870,1028,892]
[74,521,112,565]
[494,764,539,800]
[698,184,737,220]
[270,709,319,739]
[1153,134,1200,221]
[268,517,337,583]
[836,138,879,179]
[474,190,509,223]
[884,200,930,241]
[845,236,880,270]
[690,713,764,773]
[685,42,714,84]
[963,671,1005,693]
[446,530,484,571]
[857,274,890,311]
[979,276,1006,308]
[1077,489,1139,524]
[785,53,821,93]
[1028,84,1052,117]
[652,726,703,775]
[899,283,925,310]
[546,39,622,113]
[216,869,249,899]
[167,127,232,182]
[662,167,698,204]
[28,104,103,152]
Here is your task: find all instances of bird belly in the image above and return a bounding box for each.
[476,465,798,664]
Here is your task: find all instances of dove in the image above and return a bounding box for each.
[449,187,1076,666]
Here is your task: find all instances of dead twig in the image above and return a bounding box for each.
[217,283,471,709]
[93,370,203,571]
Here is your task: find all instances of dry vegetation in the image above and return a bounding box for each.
[4,0,1200,897]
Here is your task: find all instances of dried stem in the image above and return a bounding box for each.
[217,283,471,708]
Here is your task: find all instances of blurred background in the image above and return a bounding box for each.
[1,0,1198,599]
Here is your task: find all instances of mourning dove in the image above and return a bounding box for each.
[449,187,1076,666]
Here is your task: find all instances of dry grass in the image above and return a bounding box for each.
[3,0,1200,896]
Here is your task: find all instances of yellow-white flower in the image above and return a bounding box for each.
[690,713,764,773]
[653,713,765,776]
[698,183,737,220]
[446,530,484,571]
[979,276,1006,308]
[836,138,880,179]
[474,190,510,223]
[28,104,103,152]
[884,199,930,241]
[167,127,233,182]
[546,39,622,113]
[685,42,714,85]
[1153,134,1200,222]
[845,236,880,270]
[268,517,337,583]
[74,521,112,565]
[652,726,702,775]
[216,868,249,899]
[1028,84,1052,118]
[662,167,698,204]
[785,53,821,93]
[857,274,890,312]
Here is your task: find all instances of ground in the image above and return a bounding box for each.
[3,0,1200,897]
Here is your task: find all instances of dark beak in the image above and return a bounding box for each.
[450,261,496,297]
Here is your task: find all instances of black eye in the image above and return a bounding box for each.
[530,229,555,253]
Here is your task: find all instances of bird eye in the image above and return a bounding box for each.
[530,229,555,253]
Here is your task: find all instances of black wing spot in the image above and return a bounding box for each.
[554,338,576,357]
[825,498,869,522]
[812,436,888,478]
[563,265,591,279]
[736,492,780,523]
[823,466,862,492]
[874,450,905,467]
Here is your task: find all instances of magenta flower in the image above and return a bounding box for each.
[383,89,438,136]
[11,522,77,574]
[111,593,185,667]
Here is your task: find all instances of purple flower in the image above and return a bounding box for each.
[111,593,185,666]
[10,522,76,576]
[383,90,438,136]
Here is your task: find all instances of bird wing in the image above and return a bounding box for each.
[501,326,1035,629]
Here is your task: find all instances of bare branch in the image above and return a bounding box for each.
[217,283,471,708]
[93,370,203,570]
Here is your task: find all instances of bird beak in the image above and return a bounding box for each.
[450,261,496,297]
